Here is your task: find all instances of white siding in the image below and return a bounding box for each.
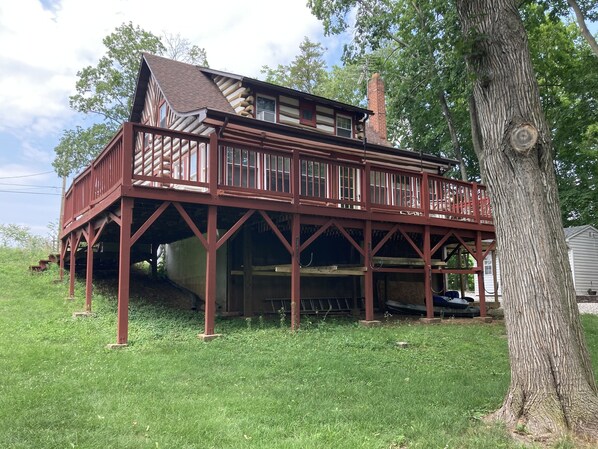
[473,226,598,297]
[567,227,598,295]
[473,251,502,297]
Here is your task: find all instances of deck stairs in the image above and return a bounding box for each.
[29,254,60,273]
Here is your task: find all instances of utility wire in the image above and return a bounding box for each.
[0,189,61,196]
[0,170,54,180]
[0,182,61,189]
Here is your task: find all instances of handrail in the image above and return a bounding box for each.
[62,122,493,232]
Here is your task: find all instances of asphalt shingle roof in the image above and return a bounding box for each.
[143,53,234,114]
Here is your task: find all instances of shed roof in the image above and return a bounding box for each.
[564,225,598,241]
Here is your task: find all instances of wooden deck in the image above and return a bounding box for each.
[62,122,493,237]
[59,120,495,345]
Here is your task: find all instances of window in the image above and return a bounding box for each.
[264,154,291,193]
[370,171,388,205]
[336,115,352,138]
[339,166,360,209]
[484,257,493,275]
[301,160,328,198]
[299,101,316,127]
[189,150,198,181]
[256,95,276,122]
[159,102,168,128]
[224,146,257,188]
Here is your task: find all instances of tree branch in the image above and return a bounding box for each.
[567,0,598,57]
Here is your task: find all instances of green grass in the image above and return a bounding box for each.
[1,247,597,448]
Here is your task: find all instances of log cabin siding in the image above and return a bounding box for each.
[135,75,209,187]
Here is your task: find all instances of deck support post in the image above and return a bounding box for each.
[85,223,95,312]
[423,225,433,318]
[59,237,67,281]
[243,225,253,317]
[200,205,219,339]
[476,231,487,317]
[68,233,76,299]
[116,197,133,345]
[291,213,301,331]
[364,220,375,322]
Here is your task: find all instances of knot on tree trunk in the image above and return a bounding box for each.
[510,123,538,155]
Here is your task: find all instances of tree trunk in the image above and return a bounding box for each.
[455,0,598,441]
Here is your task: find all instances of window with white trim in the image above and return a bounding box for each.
[484,257,493,275]
[159,102,168,128]
[256,95,276,123]
[336,115,352,138]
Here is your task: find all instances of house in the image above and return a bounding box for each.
[474,225,598,298]
[60,53,496,345]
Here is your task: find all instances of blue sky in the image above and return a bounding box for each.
[0,1,595,237]
[0,0,347,237]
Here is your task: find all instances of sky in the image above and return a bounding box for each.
[0,0,350,237]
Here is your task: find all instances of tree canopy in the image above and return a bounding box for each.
[309,0,598,442]
[53,22,207,177]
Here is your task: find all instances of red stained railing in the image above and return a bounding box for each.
[62,122,493,232]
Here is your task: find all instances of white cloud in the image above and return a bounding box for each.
[0,0,340,232]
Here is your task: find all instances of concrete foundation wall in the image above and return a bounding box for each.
[164,236,227,308]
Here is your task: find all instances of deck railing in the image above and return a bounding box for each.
[62,122,493,231]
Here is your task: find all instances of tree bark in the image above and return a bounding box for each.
[567,0,598,58]
[455,0,598,441]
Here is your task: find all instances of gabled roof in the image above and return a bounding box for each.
[564,225,598,241]
[130,53,235,121]
[131,53,373,123]
[129,53,454,167]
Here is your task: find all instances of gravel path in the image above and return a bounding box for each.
[578,303,598,315]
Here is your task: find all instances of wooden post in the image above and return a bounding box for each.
[209,133,218,198]
[243,225,253,317]
[201,205,219,338]
[364,220,374,321]
[291,213,301,331]
[85,223,95,312]
[292,149,300,209]
[476,231,487,317]
[423,225,433,318]
[69,233,76,299]
[116,197,133,345]
[59,237,66,281]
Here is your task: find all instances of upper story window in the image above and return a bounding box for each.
[336,114,352,138]
[159,102,168,128]
[256,95,276,123]
[299,101,316,127]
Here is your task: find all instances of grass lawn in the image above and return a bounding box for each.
[1,248,597,448]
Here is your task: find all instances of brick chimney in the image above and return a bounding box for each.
[367,73,387,141]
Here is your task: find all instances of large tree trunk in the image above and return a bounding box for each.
[455,0,598,441]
